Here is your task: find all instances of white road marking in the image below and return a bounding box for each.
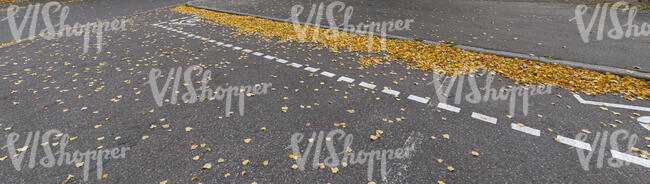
[471,112,497,124]
[638,116,650,124]
[188,34,195,37]
[556,135,592,151]
[216,42,224,45]
[320,71,335,78]
[276,59,288,64]
[263,55,275,60]
[289,63,303,68]
[337,76,355,83]
[252,52,264,56]
[359,82,376,89]
[407,95,429,104]
[436,103,460,113]
[304,67,319,73]
[242,49,252,53]
[224,44,233,47]
[510,123,541,136]
[208,40,216,43]
[381,89,400,97]
[640,123,650,131]
[610,150,650,168]
[233,46,242,50]
[573,94,650,112]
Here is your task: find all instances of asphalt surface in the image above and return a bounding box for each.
[0,0,649,183]
[192,0,650,73]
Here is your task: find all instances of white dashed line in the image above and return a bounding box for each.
[320,71,335,78]
[242,49,252,53]
[436,103,460,113]
[233,46,242,50]
[610,150,650,168]
[216,42,224,45]
[556,135,592,151]
[188,34,195,37]
[304,67,319,73]
[359,82,376,89]
[289,63,303,68]
[407,95,429,104]
[381,89,400,97]
[510,123,541,136]
[337,76,355,83]
[252,52,264,56]
[224,44,233,47]
[263,55,275,60]
[276,59,288,64]
[471,112,497,124]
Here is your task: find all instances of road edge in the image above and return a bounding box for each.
[185,0,650,80]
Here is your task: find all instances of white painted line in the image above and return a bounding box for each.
[233,46,242,50]
[289,63,303,68]
[407,95,429,104]
[208,40,216,43]
[556,135,592,151]
[573,94,650,112]
[224,44,233,47]
[263,55,275,60]
[337,76,355,83]
[436,103,460,113]
[242,49,252,53]
[252,52,264,56]
[181,32,188,35]
[610,150,650,168]
[471,112,497,124]
[359,82,376,89]
[276,59,288,64]
[381,89,400,97]
[320,71,335,78]
[216,42,224,45]
[640,123,650,131]
[201,38,208,41]
[638,116,650,124]
[304,67,319,73]
[510,123,541,136]
[188,34,195,37]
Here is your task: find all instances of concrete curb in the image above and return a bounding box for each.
[185,0,650,80]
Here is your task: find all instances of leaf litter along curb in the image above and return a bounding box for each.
[172,5,650,101]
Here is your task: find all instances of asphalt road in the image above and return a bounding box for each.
[0,0,648,183]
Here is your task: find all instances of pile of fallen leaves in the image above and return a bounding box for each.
[172,5,650,100]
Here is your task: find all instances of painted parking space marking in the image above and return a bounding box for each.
[263,55,275,60]
[381,89,400,97]
[320,71,335,78]
[556,135,592,151]
[289,63,303,68]
[610,150,650,168]
[510,123,541,136]
[359,82,376,89]
[573,94,650,112]
[471,112,497,124]
[276,59,288,64]
[407,95,429,104]
[252,52,264,56]
[304,67,319,73]
[338,76,355,83]
[436,103,460,113]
